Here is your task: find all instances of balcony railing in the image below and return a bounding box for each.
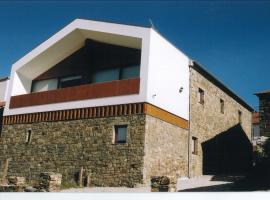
[9,78,140,109]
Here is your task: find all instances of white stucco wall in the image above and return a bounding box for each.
[146,29,190,120]
[0,78,9,102]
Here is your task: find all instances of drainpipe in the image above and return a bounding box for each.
[187,60,193,178]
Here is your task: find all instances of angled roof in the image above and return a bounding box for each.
[191,61,254,112]
[255,89,270,96]
[13,19,150,80]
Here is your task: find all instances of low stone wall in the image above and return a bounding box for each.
[0,115,146,187]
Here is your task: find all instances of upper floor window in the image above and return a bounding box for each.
[59,75,83,89]
[198,88,205,105]
[121,65,140,80]
[238,110,242,123]
[92,68,120,83]
[220,99,224,114]
[32,78,58,93]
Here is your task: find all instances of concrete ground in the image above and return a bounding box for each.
[61,175,242,192]
[177,175,241,192]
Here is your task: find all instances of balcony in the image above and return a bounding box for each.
[10,78,140,109]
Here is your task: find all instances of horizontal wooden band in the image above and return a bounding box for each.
[2,103,145,125]
[144,103,189,129]
[3,103,189,129]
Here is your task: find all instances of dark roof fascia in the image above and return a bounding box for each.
[255,91,270,97]
[191,61,254,112]
[0,77,9,82]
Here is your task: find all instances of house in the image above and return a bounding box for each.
[255,90,270,138]
[0,19,253,186]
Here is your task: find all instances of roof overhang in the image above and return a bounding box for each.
[13,19,150,81]
[190,60,254,112]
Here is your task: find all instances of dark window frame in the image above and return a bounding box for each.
[58,75,83,89]
[198,88,205,105]
[220,99,224,114]
[192,136,198,155]
[114,125,128,144]
[238,110,242,123]
[26,129,32,144]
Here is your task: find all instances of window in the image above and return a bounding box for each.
[92,68,120,83]
[114,125,127,144]
[238,110,242,123]
[198,88,204,105]
[192,137,198,155]
[26,129,32,144]
[59,76,83,89]
[121,65,140,80]
[32,79,58,93]
[220,99,224,114]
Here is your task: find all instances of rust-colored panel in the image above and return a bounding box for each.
[144,103,189,129]
[10,78,140,109]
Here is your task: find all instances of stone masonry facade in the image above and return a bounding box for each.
[0,113,189,187]
[143,115,188,182]
[257,94,270,137]
[189,67,252,177]
[0,115,146,187]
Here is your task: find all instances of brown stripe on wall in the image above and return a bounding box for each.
[2,102,189,129]
[9,78,140,109]
[144,103,189,129]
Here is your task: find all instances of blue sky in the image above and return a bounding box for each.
[0,1,269,109]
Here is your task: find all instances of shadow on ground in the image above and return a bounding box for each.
[179,183,234,192]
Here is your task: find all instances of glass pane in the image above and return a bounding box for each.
[121,65,140,80]
[92,68,120,83]
[59,76,82,88]
[32,79,58,92]
[116,126,127,143]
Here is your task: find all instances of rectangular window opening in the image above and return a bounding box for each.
[59,75,83,89]
[114,125,127,144]
[26,129,32,144]
[220,99,224,114]
[238,110,242,123]
[198,88,205,105]
[192,136,198,155]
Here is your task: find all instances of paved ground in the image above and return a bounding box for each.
[177,175,240,192]
[61,175,241,192]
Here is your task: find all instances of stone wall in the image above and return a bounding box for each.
[0,114,146,187]
[143,115,189,183]
[189,68,252,177]
[258,94,270,137]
